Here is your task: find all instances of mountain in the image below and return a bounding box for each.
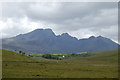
[1,29,119,54]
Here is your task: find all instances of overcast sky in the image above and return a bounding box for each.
[0,2,118,43]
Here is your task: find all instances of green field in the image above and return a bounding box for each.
[1,49,118,78]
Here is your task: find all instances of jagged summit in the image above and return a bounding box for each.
[89,36,96,39]
[28,28,56,37]
[61,33,69,36]
[88,35,107,39]
[31,28,54,33]
[97,35,105,38]
[61,33,72,38]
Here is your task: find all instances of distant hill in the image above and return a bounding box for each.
[1,28,119,54]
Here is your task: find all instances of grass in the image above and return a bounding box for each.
[1,49,119,78]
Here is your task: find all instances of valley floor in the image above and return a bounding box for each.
[1,49,119,78]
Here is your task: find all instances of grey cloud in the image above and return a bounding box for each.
[2,2,117,22]
[1,2,118,42]
[25,2,118,24]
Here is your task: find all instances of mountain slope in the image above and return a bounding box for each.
[2,29,119,54]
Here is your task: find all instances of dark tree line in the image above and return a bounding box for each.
[18,50,25,55]
[42,54,64,60]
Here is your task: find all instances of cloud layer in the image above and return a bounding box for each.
[0,2,118,43]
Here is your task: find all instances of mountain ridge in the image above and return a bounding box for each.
[2,28,119,54]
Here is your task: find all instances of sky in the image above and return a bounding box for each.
[0,2,118,43]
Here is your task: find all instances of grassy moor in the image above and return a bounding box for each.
[2,49,118,78]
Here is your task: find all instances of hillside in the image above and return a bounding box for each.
[2,29,119,54]
[2,49,118,78]
[2,49,34,62]
[84,50,118,62]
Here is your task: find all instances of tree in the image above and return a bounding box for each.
[42,54,52,59]
[19,51,22,53]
